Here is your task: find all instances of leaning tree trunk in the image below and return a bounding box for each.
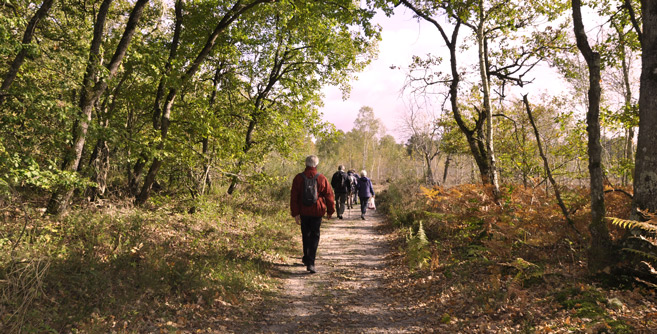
[47,0,148,214]
[572,0,615,273]
[0,0,55,105]
[524,95,576,230]
[633,0,657,214]
[136,0,272,205]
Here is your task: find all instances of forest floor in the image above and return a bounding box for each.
[5,185,657,333]
[230,191,657,334]
[239,207,438,333]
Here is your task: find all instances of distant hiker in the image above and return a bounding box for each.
[331,165,350,219]
[346,169,358,209]
[350,170,360,207]
[356,170,375,220]
[290,155,335,273]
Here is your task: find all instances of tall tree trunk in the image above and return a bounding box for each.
[87,71,129,199]
[442,154,451,185]
[618,29,633,181]
[200,66,224,194]
[572,0,614,272]
[624,127,635,186]
[424,153,435,185]
[136,0,272,204]
[0,0,55,105]
[399,0,492,184]
[47,0,148,214]
[476,5,500,198]
[201,138,212,192]
[633,0,657,214]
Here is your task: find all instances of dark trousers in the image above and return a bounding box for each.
[335,192,347,216]
[300,216,322,266]
[359,197,370,215]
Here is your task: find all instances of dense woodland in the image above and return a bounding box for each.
[2,0,657,332]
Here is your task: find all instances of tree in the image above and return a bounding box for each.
[47,0,149,214]
[220,1,380,194]
[402,102,446,185]
[523,95,575,228]
[0,0,55,105]
[397,0,568,197]
[135,0,277,204]
[628,0,657,214]
[572,0,614,272]
[353,106,384,172]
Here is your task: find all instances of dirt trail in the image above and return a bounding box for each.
[248,207,431,333]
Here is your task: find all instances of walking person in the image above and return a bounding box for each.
[356,170,375,220]
[290,155,335,273]
[350,170,360,206]
[346,169,358,209]
[331,165,350,219]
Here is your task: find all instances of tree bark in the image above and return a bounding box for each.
[476,3,500,198]
[87,70,129,199]
[0,0,56,105]
[633,0,657,214]
[47,0,114,213]
[572,0,614,272]
[46,0,148,214]
[442,154,451,185]
[424,153,435,185]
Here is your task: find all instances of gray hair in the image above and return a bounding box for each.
[338,165,345,171]
[305,155,319,167]
[360,170,367,177]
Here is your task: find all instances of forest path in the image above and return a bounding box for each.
[246,206,432,333]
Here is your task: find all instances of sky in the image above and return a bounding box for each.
[319,7,441,142]
[319,6,569,143]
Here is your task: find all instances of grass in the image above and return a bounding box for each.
[0,186,299,333]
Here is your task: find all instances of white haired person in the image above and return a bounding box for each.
[355,170,375,220]
[290,155,335,273]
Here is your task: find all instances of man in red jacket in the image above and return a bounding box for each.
[290,155,335,273]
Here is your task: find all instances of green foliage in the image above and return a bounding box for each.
[0,187,297,331]
[608,216,657,233]
[375,178,426,227]
[1,0,382,206]
[608,214,657,270]
[405,221,431,270]
[553,286,633,333]
[503,257,545,287]
[0,145,94,196]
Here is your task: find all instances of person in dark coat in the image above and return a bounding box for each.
[346,169,358,209]
[290,155,335,273]
[355,169,375,220]
[331,165,350,219]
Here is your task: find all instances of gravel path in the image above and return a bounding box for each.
[251,207,431,333]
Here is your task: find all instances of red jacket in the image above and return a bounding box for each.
[290,167,335,218]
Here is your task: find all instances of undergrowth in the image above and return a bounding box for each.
[378,181,650,332]
[0,186,298,333]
